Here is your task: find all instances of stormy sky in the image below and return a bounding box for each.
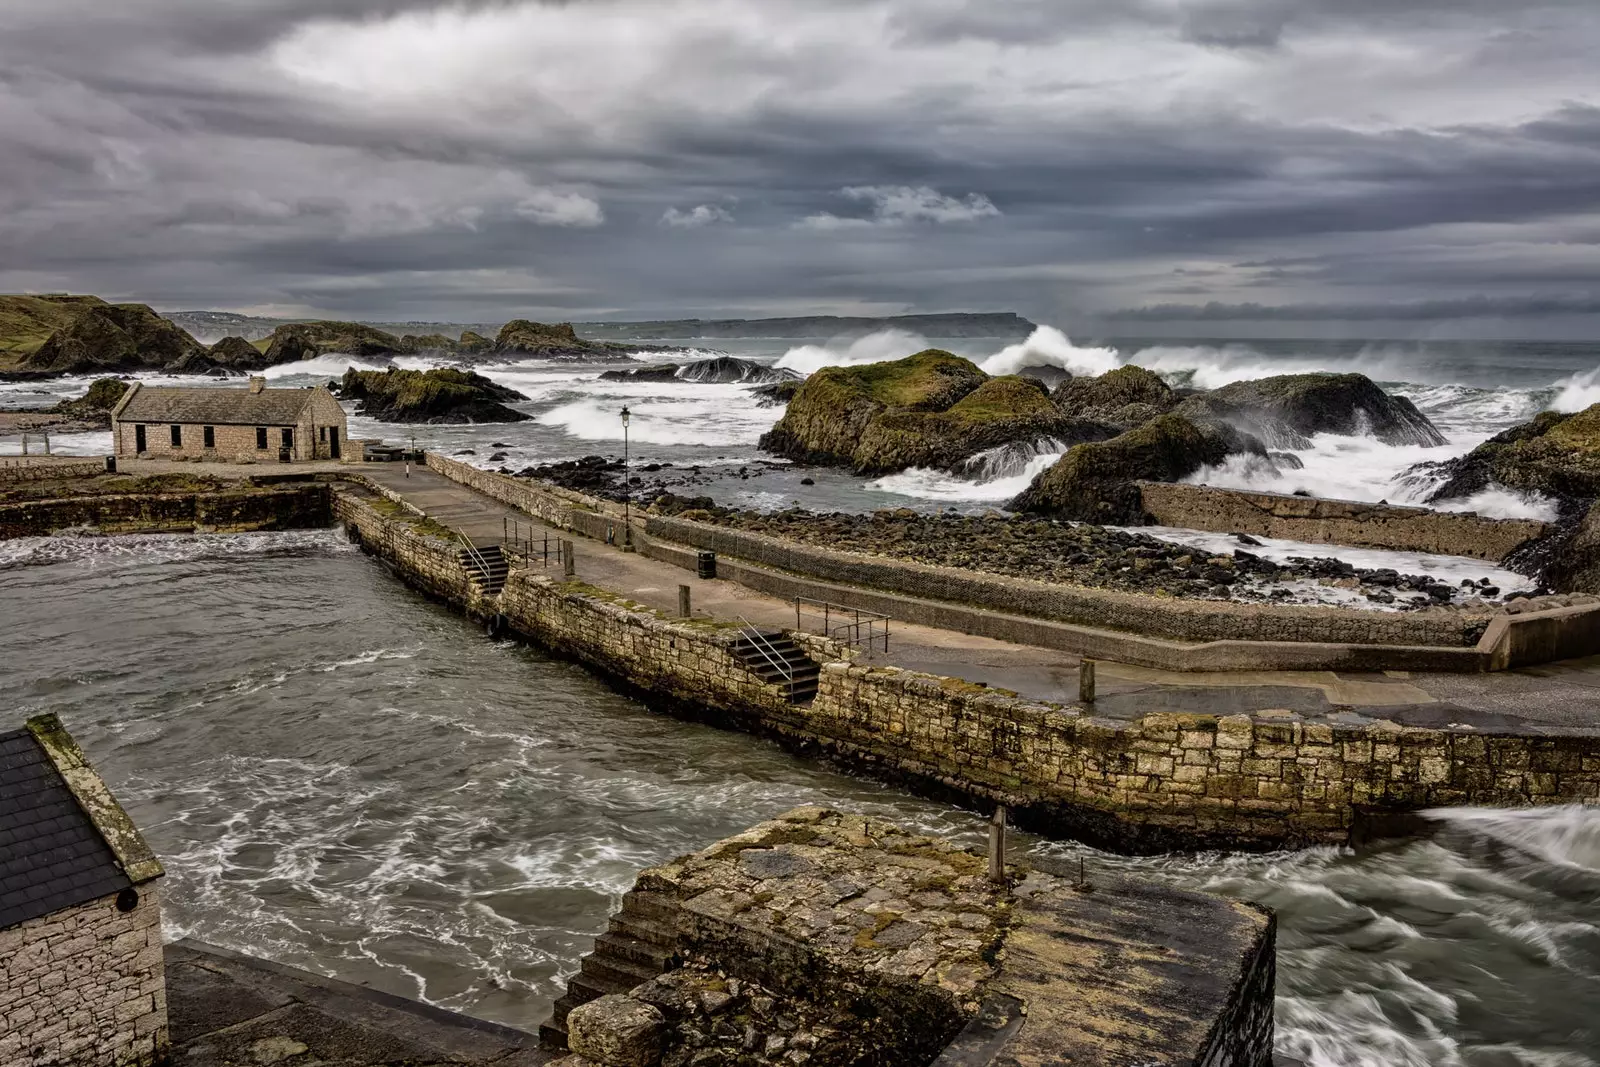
[3,0,1598,335]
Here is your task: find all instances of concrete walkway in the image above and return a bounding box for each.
[354,465,1600,732]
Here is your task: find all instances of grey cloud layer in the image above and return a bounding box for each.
[1,0,1598,328]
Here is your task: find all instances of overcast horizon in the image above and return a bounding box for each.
[4,1,1599,339]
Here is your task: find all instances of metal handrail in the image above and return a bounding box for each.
[795,596,891,653]
[736,615,796,700]
[456,527,495,588]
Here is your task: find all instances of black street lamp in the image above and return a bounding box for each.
[620,405,634,551]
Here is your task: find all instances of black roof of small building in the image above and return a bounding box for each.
[0,727,134,929]
[114,384,322,426]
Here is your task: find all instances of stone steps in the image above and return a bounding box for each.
[731,630,820,704]
[538,890,681,1052]
[458,544,508,595]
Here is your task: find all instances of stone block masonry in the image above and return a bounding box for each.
[0,884,167,1067]
[1138,481,1552,562]
[334,487,1600,852]
[0,485,332,539]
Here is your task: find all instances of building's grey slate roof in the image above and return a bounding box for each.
[0,728,132,929]
[117,385,316,426]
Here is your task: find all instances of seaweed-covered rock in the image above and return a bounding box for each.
[1424,404,1600,505]
[1012,414,1267,523]
[1053,365,1178,428]
[339,367,530,423]
[1175,372,1445,448]
[263,321,408,364]
[600,356,801,385]
[21,301,207,373]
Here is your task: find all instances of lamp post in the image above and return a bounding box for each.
[620,406,634,551]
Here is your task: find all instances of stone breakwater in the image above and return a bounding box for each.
[1137,482,1553,562]
[549,807,1275,1067]
[659,502,1511,610]
[333,486,1600,852]
[0,482,332,540]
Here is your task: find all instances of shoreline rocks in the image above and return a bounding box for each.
[338,367,531,424]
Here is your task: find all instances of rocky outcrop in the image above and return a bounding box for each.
[1542,500,1600,594]
[1175,372,1446,449]
[599,356,800,386]
[339,367,531,424]
[1012,415,1267,523]
[400,333,460,353]
[1053,365,1179,429]
[493,320,644,363]
[163,335,266,375]
[751,381,802,407]
[262,321,409,364]
[19,300,207,374]
[1424,404,1600,505]
[459,331,494,355]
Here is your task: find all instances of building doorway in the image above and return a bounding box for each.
[134,425,146,452]
[330,426,341,460]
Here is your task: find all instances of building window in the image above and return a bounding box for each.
[281,427,294,451]
[320,426,327,442]
[256,427,268,450]
[170,424,182,447]
[203,426,215,449]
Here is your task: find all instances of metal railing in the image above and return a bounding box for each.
[736,616,798,701]
[456,527,495,587]
[502,516,554,568]
[795,597,891,653]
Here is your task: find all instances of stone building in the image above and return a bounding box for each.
[111,377,348,462]
[0,714,168,1067]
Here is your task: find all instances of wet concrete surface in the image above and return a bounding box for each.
[166,940,548,1066]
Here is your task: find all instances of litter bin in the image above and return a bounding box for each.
[697,551,717,580]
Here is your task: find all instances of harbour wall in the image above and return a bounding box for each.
[0,485,332,540]
[420,453,1600,673]
[1137,481,1552,562]
[333,488,1600,852]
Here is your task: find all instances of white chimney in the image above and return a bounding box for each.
[248,377,266,394]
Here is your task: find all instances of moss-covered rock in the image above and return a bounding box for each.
[1426,404,1600,505]
[400,333,460,353]
[262,321,408,364]
[1174,372,1445,448]
[0,295,105,366]
[1012,414,1267,522]
[17,300,206,374]
[458,331,494,354]
[1053,366,1178,428]
[339,367,531,424]
[758,350,988,470]
[46,378,130,424]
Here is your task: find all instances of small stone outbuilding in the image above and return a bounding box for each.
[111,377,348,463]
[0,714,168,1067]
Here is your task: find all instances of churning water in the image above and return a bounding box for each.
[2,531,1598,1064]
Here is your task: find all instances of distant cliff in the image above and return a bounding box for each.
[576,312,1036,340]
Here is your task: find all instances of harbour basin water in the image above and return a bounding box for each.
[1,529,1597,1066]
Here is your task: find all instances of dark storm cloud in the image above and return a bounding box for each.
[1,0,1598,329]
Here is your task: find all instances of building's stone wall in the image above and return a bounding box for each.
[645,514,1492,650]
[112,388,346,463]
[336,487,1600,850]
[1137,481,1552,562]
[0,485,332,540]
[0,883,168,1067]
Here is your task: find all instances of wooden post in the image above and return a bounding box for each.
[563,539,575,577]
[1079,658,1096,704]
[988,805,1007,884]
[678,585,692,617]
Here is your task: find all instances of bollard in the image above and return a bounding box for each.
[678,584,692,618]
[563,539,576,577]
[988,805,1007,884]
[1079,658,1096,704]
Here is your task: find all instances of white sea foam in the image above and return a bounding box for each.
[773,329,931,375]
[977,325,1119,378]
[0,429,112,456]
[866,453,1061,503]
[536,384,775,447]
[1550,367,1600,412]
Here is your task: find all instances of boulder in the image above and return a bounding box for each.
[1424,404,1600,504]
[1053,365,1178,428]
[566,995,666,1067]
[1174,372,1445,448]
[339,367,531,424]
[262,321,408,364]
[21,301,207,373]
[1012,414,1267,523]
[758,349,988,471]
[600,355,800,385]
